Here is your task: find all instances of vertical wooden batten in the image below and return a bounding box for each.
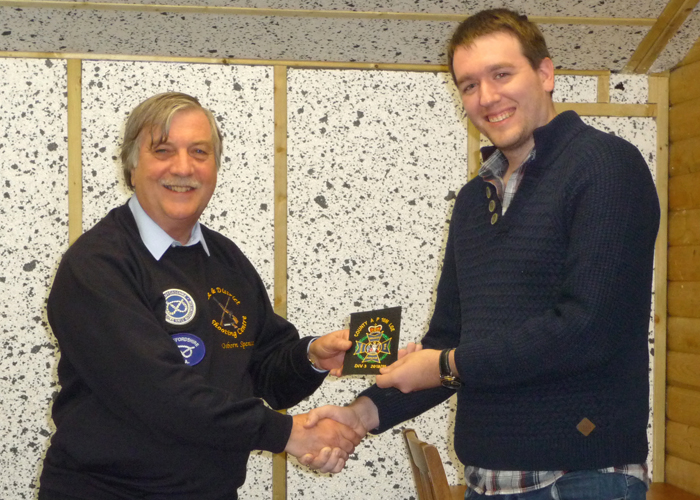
[650,74,670,482]
[467,119,481,180]
[597,73,610,103]
[272,64,289,500]
[67,59,82,244]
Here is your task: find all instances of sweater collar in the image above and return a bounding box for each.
[479,111,583,168]
[531,110,585,167]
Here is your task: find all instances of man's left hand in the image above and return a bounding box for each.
[309,329,352,376]
[375,348,441,393]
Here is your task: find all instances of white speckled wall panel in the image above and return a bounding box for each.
[74,0,669,18]
[553,75,597,103]
[286,68,468,499]
[80,60,275,498]
[0,7,663,71]
[581,116,656,181]
[541,24,650,71]
[651,2,700,72]
[610,74,649,104]
[0,8,454,64]
[0,58,67,500]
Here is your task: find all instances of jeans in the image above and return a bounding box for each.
[464,471,648,500]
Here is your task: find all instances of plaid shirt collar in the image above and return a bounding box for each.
[478,147,536,214]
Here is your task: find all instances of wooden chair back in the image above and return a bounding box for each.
[402,428,468,500]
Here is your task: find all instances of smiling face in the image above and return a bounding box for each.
[453,31,556,168]
[131,108,217,244]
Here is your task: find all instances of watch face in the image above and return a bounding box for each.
[441,376,461,389]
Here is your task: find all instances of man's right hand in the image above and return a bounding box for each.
[285,413,362,473]
[301,396,379,457]
[303,400,373,437]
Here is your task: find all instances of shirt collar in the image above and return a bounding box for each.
[478,147,509,179]
[128,195,210,261]
[478,147,536,179]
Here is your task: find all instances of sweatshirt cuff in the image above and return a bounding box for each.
[257,410,294,454]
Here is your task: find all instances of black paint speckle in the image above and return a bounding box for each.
[314,195,328,208]
[23,260,38,272]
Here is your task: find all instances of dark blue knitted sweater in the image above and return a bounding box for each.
[362,111,660,471]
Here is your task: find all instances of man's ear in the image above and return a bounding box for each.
[538,57,555,93]
[130,168,136,188]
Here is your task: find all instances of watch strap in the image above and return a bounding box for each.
[439,348,453,378]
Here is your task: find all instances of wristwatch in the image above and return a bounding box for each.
[439,348,461,389]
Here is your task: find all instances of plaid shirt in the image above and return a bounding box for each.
[469,146,649,495]
[478,147,535,214]
[464,464,649,495]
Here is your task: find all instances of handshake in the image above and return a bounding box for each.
[284,332,435,473]
[284,397,378,473]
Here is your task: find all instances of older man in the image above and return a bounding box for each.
[307,9,659,500]
[40,92,358,500]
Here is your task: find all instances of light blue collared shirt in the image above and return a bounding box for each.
[128,195,210,261]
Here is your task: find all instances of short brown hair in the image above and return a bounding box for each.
[120,92,223,190]
[447,9,551,83]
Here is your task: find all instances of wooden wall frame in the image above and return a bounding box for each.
[0,50,670,497]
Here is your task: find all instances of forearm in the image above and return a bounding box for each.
[359,384,453,433]
[251,333,327,409]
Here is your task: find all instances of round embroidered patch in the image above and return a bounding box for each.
[163,288,196,325]
[172,333,206,366]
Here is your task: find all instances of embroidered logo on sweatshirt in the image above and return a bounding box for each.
[163,288,196,325]
[171,333,205,366]
[208,286,248,339]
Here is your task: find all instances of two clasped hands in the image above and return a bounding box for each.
[285,333,446,473]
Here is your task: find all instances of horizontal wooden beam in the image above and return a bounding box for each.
[669,317,700,354]
[669,172,700,210]
[670,96,700,143]
[665,454,700,496]
[671,60,700,105]
[554,102,656,116]
[668,351,700,389]
[670,136,700,177]
[678,36,700,67]
[648,482,700,500]
[0,50,616,77]
[0,0,658,25]
[668,386,700,427]
[669,209,700,246]
[669,245,700,281]
[666,420,700,470]
[668,281,700,318]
